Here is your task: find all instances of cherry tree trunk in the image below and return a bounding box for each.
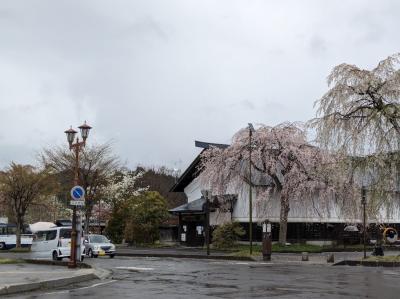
[278,195,290,245]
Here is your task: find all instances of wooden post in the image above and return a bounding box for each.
[361,186,367,259]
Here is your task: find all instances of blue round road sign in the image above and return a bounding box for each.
[71,186,85,200]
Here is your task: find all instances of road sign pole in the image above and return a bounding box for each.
[76,210,82,261]
[68,145,80,269]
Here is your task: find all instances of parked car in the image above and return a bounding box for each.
[31,226,85,261]
[84,234,116,258]
[0,223,33,250]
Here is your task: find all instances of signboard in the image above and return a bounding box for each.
[70,200,85,206]
[263,223,272,233]
[71,186,85,200]
[70,186,85,206]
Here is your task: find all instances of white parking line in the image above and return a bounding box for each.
[75,280,117,290]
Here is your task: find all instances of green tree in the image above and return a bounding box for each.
[123,191,169,245]
[105,200,131,243]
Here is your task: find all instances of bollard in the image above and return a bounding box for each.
[327,253,334,263]
[301,252,309,261]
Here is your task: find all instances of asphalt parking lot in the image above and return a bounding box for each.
[4,256,400,299]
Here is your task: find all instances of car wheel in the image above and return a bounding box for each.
[109,254,115,258]
[0,242,6,250]
[52,251,62,261]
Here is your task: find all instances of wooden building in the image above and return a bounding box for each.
[170,141,400,246]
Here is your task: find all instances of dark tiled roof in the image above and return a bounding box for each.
[169,197,205,214]
[194,140,229,149]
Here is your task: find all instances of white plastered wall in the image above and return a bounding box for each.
[183,178,400,223]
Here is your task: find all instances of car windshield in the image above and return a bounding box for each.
[89,235,109,243]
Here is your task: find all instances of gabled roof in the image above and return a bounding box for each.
[169,197,205,214]
[170,141,229,192]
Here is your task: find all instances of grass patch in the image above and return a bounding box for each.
[0,247,31,253]
[227,243,323,254]
[122,242,176,249]
[230,250,260,258]
[228,243,325,257]
[0,257,24,264]
[8,247,31,253]
[363,255,400,262]
[272,243,323,253]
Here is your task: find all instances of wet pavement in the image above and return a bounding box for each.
[4,256,400,299]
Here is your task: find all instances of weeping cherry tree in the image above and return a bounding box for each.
[199,122,353,244]
[311,53,400,217]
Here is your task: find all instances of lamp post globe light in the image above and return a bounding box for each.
[65,127,77,145]
[64,121,92,269]
[79,121,92,141]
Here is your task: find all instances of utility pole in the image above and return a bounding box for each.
[248,123,255,255]
[202,190,210,256]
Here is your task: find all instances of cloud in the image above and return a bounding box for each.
[309,35,327,56]
[0,0,399,171]
[240,99,256,110]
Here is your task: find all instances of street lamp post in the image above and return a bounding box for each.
[248,123,255,255]
[361,186,367,259]
[65,121,92,269]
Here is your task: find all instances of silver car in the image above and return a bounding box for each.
[83,234,116,258]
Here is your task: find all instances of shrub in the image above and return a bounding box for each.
[212,222,245,249]
[123,191,168,245]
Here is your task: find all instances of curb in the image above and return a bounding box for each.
[23,259,92,268]
[0,259,101,296]
[0,271,97,296]
[116,253,255,261]
[333,260,400,267]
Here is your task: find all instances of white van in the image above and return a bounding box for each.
[31,226,85,261]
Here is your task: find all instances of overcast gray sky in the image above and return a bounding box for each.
[0,0,399,171]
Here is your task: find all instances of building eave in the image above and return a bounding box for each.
[169,140,229,193]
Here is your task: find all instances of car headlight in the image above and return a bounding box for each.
[110,244,115,250]
[93,245,99,250]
